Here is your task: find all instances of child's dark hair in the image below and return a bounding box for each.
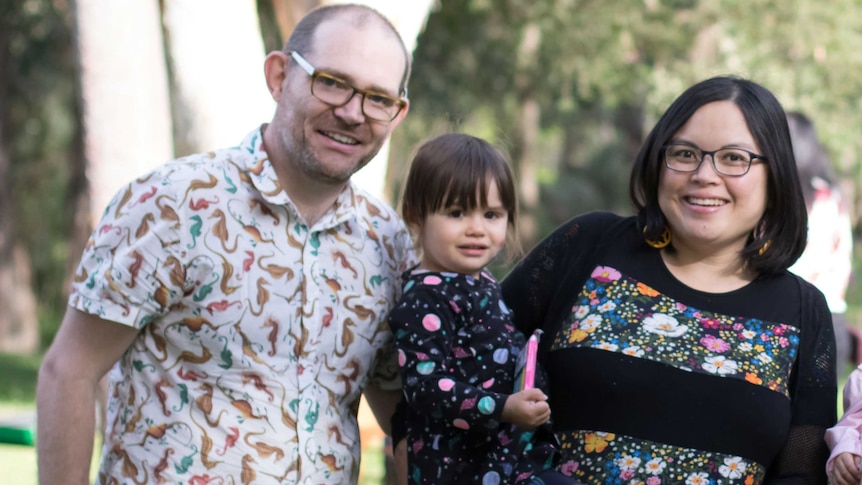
[400,133,522,261]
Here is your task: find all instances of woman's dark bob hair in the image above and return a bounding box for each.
[629,76,807,277]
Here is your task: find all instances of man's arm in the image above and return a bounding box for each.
[364,385,407,485]
[37,308,140,485]
[362,384,402,436]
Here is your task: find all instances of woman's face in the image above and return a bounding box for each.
[658,100,769,257]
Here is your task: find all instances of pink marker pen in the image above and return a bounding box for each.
[522,329,543,390]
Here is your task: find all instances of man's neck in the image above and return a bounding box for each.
[292,184,347,227]
[262,125,347,227]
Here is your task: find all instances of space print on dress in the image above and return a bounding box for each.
[390,269,559,485]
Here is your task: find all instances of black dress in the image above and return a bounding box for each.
[390,269,559,485]
[501,212,836,484]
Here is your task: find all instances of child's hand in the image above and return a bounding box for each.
[830,452,862,485]
[501,388,550,428]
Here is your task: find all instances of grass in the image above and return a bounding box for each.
[0,351,62,485]
[1,440,38,485]
[0,353,41,403]
[0,353,42,484]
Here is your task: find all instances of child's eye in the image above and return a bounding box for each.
[447,209,463,218]
[485,211,500,219]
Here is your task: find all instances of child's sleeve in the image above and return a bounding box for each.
[390,285,508,433]
[826,367,862,474]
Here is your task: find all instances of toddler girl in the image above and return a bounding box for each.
[389,133,572,484]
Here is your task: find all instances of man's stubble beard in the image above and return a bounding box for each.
[288,129,380,185]
[294,146,367,185]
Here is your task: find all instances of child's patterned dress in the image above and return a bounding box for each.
[390,268,558,485]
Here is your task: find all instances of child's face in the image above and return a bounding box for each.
[416,181,508,277]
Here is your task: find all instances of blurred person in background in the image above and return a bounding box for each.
[787,111,854,379]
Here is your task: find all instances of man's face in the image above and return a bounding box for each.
[271,17,408,185]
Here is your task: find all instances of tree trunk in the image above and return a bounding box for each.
[271,0,322,42]
[514,97,541,249]
[513,22,542,248]
[73,0,174,228]
[162,0,275,156]
[0,19,39,354]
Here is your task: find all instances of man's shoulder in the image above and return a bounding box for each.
[141,146,248,191]
[179,128,264,177]
[350,185,404,228]
[165,146,245,174]
[347,185,416,267]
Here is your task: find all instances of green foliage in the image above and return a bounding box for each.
[393,0,862,242]
[0,352,40,403]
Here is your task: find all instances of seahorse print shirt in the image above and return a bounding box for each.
[70,127,415,484]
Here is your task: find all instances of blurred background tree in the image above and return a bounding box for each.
[3,0,862,354]
[1,0,77,353]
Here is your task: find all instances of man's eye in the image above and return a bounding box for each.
[316,76,349,90]
[367,94,396,108]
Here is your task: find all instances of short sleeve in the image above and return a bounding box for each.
[69,170,189,327]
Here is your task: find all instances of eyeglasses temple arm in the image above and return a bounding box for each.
[288,50,316,76]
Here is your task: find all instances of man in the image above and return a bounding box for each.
[37,4,414,484]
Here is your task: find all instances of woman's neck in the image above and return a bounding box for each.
[660,247,756,293]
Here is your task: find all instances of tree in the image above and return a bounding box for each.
[0,0,77,353]
[73,0,174,228]
[0,8,38,353]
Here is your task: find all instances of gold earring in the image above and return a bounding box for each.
[644,226,671,249]
[758,239,771,256]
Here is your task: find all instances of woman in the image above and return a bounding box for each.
[502,76,836,484]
